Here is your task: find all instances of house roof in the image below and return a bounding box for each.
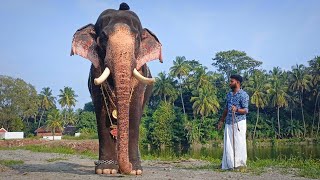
[34,126,62,133]
[0,128,7,132]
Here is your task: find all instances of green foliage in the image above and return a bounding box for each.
[58,86,78,109]
[153,72,178,103]
[46,109,63,139]
[83,101,94,112]
[150,101,176,148]
[0,76,38,131]
[212,50,262,80]
[76,111,97,133]
[1,49,319,150]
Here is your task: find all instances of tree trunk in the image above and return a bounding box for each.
[317,107,320,137]
[312,93,319,137]
[38,110,45,129]
[52,128,55,141]
[300,93,306,137]
[277,106,281,138]
[64,109,67,127]
[179,79,186,116]
[253,107,259,139]
[291,109,293,137]
[199,117,203,142]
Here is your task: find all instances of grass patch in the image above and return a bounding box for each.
[46,158,68,162]
[141,152,320,178]
[79,150,98,159]
[62,134,98,140]
[0,144,98,159]
[23,145,76,154]
[0,160,24,167]
[246,157,320,178]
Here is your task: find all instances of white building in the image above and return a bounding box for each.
[0,128,24,139]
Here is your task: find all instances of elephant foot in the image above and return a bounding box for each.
[130,169,142,175]
[130,160,143,175]
[94,160,118,174]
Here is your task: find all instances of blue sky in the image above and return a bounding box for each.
[0,0,319,109]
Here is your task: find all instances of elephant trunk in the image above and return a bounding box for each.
[106,23,135,174]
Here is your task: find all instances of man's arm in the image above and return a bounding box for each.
[217,108,228,130]
[232,106,248,114]
[220,108,228,122]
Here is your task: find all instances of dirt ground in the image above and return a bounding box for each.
[0,148,313,180]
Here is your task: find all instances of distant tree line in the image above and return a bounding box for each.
[0,76,95,137]
[0,50,319,149]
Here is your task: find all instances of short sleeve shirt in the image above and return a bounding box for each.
[225,89,249,124]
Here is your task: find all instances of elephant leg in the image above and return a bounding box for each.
[128,85,145,175]
[91,84,118,174]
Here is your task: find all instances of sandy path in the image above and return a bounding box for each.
[0,150,312,180]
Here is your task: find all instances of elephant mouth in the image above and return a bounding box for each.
[93,67,155,85]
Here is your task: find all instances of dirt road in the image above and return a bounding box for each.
[0,149,312,180]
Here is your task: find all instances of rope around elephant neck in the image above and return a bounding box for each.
[100,84,134,123]
[103,84,117,108]
[100,85,113,126]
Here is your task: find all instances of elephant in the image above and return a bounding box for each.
[70,3,162,175]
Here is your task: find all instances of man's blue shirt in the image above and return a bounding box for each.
[225,89,249,124]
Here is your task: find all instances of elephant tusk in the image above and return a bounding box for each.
[133,68,155,85]
[94,67,111,85]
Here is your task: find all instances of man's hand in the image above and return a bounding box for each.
[217,121,224,130]
[232,105,238,112]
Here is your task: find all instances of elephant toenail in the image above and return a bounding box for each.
[111,169,117,174]
[136,170,142,175]
[96,169,102,174]
[102,169,111,174]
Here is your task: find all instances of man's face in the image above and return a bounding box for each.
[229,78,238,89]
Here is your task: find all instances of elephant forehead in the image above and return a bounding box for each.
[97,10,142,35]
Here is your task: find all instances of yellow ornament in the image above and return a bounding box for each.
[112,110,117,119]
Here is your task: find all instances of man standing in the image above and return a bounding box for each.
[217,74,249,170]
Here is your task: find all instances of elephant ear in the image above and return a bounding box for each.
[136,28,163,70]
[70,24,100,68]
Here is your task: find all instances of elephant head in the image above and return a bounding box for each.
[70,8,162,174]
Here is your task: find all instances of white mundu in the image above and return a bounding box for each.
[221,120,247,169]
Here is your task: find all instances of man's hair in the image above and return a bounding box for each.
[119,2,130,10]
[230,74,243,84]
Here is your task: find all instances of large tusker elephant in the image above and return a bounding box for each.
[70,3,162,175]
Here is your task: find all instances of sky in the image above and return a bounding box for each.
[0,0,319,109]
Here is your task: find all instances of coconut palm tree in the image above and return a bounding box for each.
[266,67,289,138]
[65,108,77,126]
[170,56,191,116]
[289,64,312,137]
[190,86,220,142]
[38,87,56,128]
[46,109,63,140]
[153,72,177,103]
[190,86,220,120]
[58,86,78,123]
[246,70,268,139]
[308,57,320,137]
